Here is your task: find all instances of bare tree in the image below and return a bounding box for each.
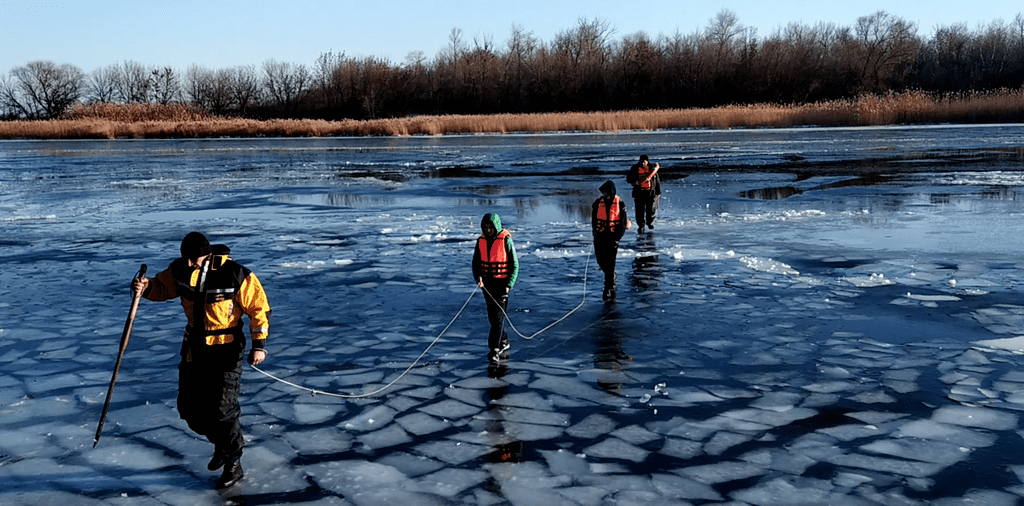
[661,30,704,107]
[184,65,234,114]
[851,11,920,92]
[397,51,432,115]
[231,65,261,114]
[552,18,615,109]
[461,34,502,113]
[614,32,664,108]
[433,28,469,111]
[313,51,345,111]
[113,60,154,103]
[925,23,972,90]
[0,74,21,118]
[262,59,310,111]
[357,57,393,118]
[87,65,119,103]
[706,9,744,66]
[151,67,181,105]
[3,60,84,118]
[503,24,540,112]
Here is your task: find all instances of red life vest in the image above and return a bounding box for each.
[637,164,654,190]
[478,229,511,278]
[594,196,621,233]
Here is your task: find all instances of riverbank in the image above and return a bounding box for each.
[1,89,1022,139]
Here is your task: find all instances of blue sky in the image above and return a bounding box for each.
[2,0,1021,73]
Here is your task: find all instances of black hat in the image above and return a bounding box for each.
[600,180,616,196]
[180,232,212,260]
[639,154,649,162]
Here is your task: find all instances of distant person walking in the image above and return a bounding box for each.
[626,154,661,233]
[131,232,270,489]
[472,213,520,362]
[592,180,629,301]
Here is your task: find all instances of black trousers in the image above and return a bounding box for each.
[177,339,245,460]
[633,194,658,228]
[593,234,621,288]
[482,281,509,351]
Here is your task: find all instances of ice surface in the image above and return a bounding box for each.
[827,453,945,478]
[739,448,817,475]
[85,442,180,470]
[704,431,755,455]
[6,129,1024,504]
[974,336,1024,352]
[307,460,445,506]
[418,399,481,420]
[281,427,352,455]
[677,461,767,484]
[861,437,971,466]
[731,476,857,506]
[931,405,1018,431]
[609,424,661,445]
[659,437,704,460]
[895,419,997,448]
[413,440,491,465]
[414,468,489,498]
[395,412,452,436]
[582,437,650,463]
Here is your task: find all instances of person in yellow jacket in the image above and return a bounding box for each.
[131,231,270,489]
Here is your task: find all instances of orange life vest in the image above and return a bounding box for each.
[637,164,654,190]
[477,230,511,278]
[594,196,621,233]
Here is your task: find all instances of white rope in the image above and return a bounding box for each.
[248,286,478,399]
[484,249,591,341]
[248,246,595,398]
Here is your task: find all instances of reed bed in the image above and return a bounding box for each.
[1,89,1021,139]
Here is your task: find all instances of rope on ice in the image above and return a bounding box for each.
[248,247,593,398]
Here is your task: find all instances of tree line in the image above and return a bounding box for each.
[2,10,1023,121]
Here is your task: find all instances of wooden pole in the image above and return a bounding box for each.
[93,264,147,447]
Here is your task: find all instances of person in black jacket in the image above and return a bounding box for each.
[625,154,661,233]
[592,180,629,301]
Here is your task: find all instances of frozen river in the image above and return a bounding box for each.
[2,124,1024,505]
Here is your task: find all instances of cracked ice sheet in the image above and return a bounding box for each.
[528,373,620,406]
[567,413,617,439]
[860,437,973,466]
[731,476,895,506]
[827,453,946,478]
[677,461,767,484]
[931,405,1018,431]
[582,437,650,463]
[306,460,447,506]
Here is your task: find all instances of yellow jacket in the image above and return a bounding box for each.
[145,252,270,347]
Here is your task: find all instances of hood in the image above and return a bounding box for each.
[481,212,503,233]
[599,180,616,196]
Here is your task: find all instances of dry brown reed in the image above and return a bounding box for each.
[64,102,212,123]
[1,90,1021,140]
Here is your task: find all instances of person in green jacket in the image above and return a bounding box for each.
[472,213,520,362]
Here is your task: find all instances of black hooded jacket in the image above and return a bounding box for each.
[592,180,628,240]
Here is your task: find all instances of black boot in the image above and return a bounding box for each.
[216,458,244,489]
[207,449,226,471]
